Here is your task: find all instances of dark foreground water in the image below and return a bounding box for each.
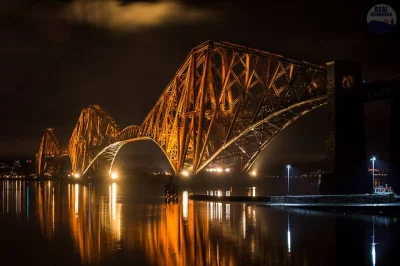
[0,180,399,266]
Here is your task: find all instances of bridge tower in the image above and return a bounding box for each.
[390,96,400,192]
[322,61,368,194]
[36,128,64,177]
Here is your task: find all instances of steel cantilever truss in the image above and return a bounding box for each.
[36,41,328,177]
[36,128,65,177]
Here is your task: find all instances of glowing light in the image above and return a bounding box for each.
[250,170,257,176]
[207,167,231,173]
[252,187,256,197]
[217,190,222,197]
[181,170,190,177]
[182,191,188,221]
[110,172,118,179]
[73,173,80,179]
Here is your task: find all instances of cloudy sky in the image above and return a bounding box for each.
[1,0,399,171]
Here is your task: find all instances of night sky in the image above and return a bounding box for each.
[1,0,399,172]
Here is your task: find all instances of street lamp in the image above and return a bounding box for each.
[370,157,376,193]
[286,165,291,195]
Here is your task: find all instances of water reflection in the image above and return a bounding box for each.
[109,182,121,243]
[74,184,79,217]
[371,216,376,266]
[226,203,230,222]
[287,213,291,254]
[0,180,399,266]
[1,180,25,215]
[182,190,188,221]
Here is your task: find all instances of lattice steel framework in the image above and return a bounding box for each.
[36,41,329,177]
[36,128,65,176]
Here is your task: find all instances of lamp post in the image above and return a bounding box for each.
[286,165,291,195]
[370,157,376,193]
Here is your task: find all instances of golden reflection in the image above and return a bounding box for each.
[68,183,70,209]
[109,182,121,242]
[217,241,220,266]
[16,181,21,215]
[26,184,30,219]
[1,181,301,266]
[7,181,9,213]
[52,186,55,232]
[68,183,101,264]
[111,183,117,219]
[182,190,188,221]
[36,181,54,240]
[74,184,79,217]
[135,199,237,266]
[0,181,26,215]
[226,204,230,222]
[242,204,246,239]
[38,182,239,266]
[217,202,222,222]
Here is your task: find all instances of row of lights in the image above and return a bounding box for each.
[181,167,231,177]
[206,167,231,173]
[69,171,119,180]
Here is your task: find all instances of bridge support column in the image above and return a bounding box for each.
[389,97,400,193]
[321,61,368,194]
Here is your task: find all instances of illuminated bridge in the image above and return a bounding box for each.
[36,41,400,193]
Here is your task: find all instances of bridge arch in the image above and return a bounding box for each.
[197,96,328,173]
[81,137,178,176]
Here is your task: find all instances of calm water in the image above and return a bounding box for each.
[0,180,399,266]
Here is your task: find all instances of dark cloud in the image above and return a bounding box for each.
[63,0,219,31]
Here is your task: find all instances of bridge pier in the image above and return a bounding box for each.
[389,97,400,192]
[321,61,368,194]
